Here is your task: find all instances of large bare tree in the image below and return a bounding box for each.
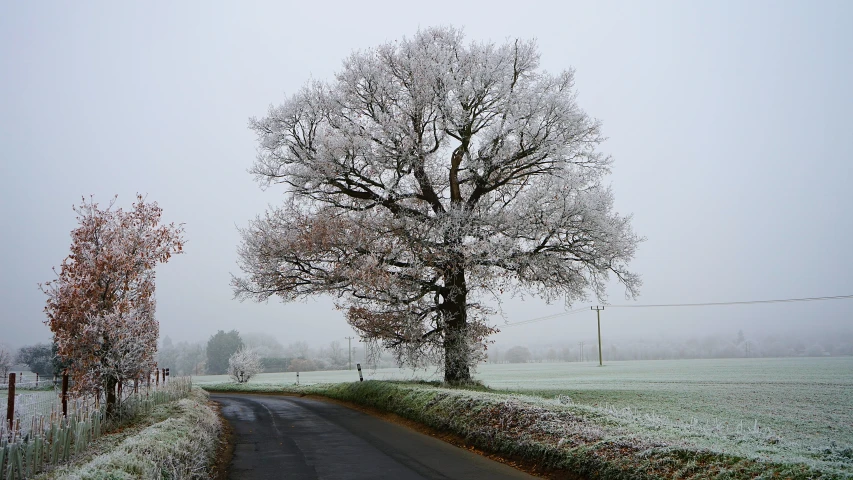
[234,27,641,383]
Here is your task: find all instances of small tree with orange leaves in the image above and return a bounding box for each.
[41,195,184,415]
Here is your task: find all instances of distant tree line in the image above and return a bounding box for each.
[153,330,397,376]
[10,327,850,381]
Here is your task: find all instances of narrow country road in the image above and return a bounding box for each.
[211,393,538,480]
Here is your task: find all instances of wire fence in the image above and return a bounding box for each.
[1,371,190,478]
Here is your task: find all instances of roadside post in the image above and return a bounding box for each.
[591,306,604,366]
[6,373,14,431]
[356,363,363,381]
[62,373,69,417]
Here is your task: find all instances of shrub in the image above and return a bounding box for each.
[228,348,261,383]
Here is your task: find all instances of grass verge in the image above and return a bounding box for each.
[35,387,222,480]
[201,381,849,479]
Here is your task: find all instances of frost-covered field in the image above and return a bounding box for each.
[478,357,853,453]
[196,357,853,475]
[0,389,60,427]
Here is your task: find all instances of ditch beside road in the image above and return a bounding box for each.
[211,393,538,480]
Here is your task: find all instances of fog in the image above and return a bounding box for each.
[1,1,851,354]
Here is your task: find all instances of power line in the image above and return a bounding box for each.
[608,294,853,308]
[501,308,586,327]
[499,294,853,328]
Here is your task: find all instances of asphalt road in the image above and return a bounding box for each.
[211,393,538,480]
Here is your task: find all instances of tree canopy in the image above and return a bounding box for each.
[206,330,243,375]
[234,26,641,383]
[16,343,54,377]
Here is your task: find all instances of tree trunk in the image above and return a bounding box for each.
[443,265,471,384]
[105,375,117,417]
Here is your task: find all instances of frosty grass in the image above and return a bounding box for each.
[32,388,221,480]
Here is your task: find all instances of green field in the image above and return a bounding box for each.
[195,357,853,475]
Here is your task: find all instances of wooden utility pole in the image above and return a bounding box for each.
[345,336,355,370]
[592,306,604,366]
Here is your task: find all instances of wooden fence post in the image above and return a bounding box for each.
[156,369,160,386]
[62,373,69,417]
[6,373,15,430]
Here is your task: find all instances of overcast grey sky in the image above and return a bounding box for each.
[1,1,851,352]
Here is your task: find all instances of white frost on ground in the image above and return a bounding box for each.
[40,388,221,480]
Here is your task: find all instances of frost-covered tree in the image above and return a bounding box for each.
[42,195,184,414]
[234,26,641,383]
[228,348,261,383]
[158,337,208,376]
[16,343,54,377]
[242,332,286,358]
[327,340,345,368]
[505,346,532,364]
[287,341,311,360]
[288,358,317,372]
[0,344,12,380]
